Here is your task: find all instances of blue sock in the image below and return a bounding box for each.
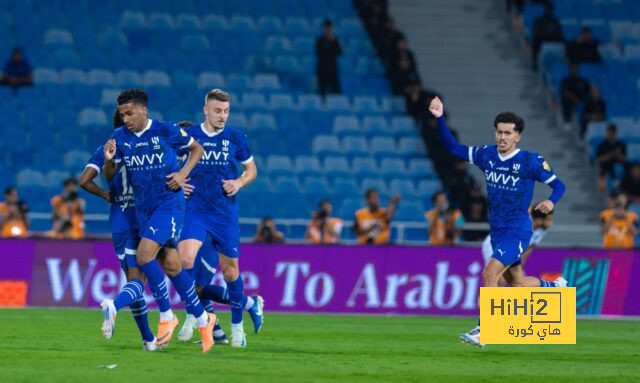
[185,267,195,279]
[226,276,248,324]
[139,260,171,312]
[113,278,144,311]
[202,299,215,314]
[200,285,229,304]
[476,318,480,327]
[130,297,154,342]
[540,279,556,287]
[170,270,204,318]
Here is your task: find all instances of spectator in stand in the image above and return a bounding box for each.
[600,193,637,249]
[581,86,606,138]
[596,124,626,193]
[0,48,33,92]
[358,0,387,41]
[566,27,601,64]
[561,62,590,127]
[461,184,489,241]
[378,18,405,63]
[354,189,400,245]
[405,84,439,119]
[0,187,29,238]
[391,56,420,95]
[425,191,465,245]
[531,4,564,69]
[253,216,285,243]
[315,20,343,99]
[619,163,640,205]
[390,38,416,74]
[48,178,85,240]
[305,200,344,244]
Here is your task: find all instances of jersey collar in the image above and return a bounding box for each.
[497,148,520,162]
[200,123,225,137]
[133,119,153,138]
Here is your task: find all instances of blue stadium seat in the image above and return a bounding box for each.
[394,200,425,221]
[34,68,59,83]
[370,136,397,159]
[417,179,443,197]
[298,94,323,111]
[228,74,253,92]
[627,143,640,162]
[182,34,210,51]
[148,13,175,29]
[362,116,393,137]
[304,176,331,198]
[338,197,363,219]
[408,158,437,180]
[197,71,225,89]
[257,17,284,34]
[333,115,363,138]
[230,16,257,33]
[253,74,281,92]
[333,177,362,199]
[312,135,342,157]
[244,177,273,194]
[175,14,201,31]
[78,108,108,126]
[115,69,144,87]
[360,177,388,195]
[269,94,296,111]
[242,93,268,112]
[143,70,171,87]
[249,113,277,131]
[353,96,379,115]
[16,169,47,187]
[342,136,370,157]
[325,95,352,113]
[380,158,408,179]
[292,37,315,55]
[44,28,74,46]
[203,15,230,31]
[87,69,115,86]
[398,137,428,158]
[283,17,312,35]
[273,192,310,218]
[294,155,323,177]
[54,50,82,69]
[100,30,128,49]
[274,176,303,194]
[227,112,249,129]
[381,96,407,114]
[389,179,419,199]
[390,116,416,137]
[121,11,147,30]
[351,157,378,179]
[323,156,351,178]
[266,155,294,177]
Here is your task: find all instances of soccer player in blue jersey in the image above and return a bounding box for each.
[102,89,217,352]
[427,97,566,348]
[79,109,164,351]
[176,89,263,348]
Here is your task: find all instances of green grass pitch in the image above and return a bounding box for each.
[0,308,638,382]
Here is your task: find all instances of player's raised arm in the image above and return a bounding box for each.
[428,97,471,160]
[102,139,118,182]
[166,139,204,190]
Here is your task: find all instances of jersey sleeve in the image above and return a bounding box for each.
[469,146,490,169]
[234,131,253,164]
[85,146,105,174]
[165,123,194,151]
[530,154,557,184]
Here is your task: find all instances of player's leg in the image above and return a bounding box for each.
[162,246,216,351]
[194,240,229,344]
[519,249,567,287]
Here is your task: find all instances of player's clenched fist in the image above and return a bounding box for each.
[428,97,444,118]
[104,139,116,161]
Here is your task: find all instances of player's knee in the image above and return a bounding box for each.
[221,265,239,282]
[180,256,195,270]
[482,270,498,287]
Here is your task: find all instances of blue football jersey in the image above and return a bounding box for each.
[468,146,557,232]
[86,146,137,234]
[183,123,253,216]
[111,119,193,221]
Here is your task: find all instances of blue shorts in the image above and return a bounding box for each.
[112,229,140,271]
[490,230,532,267]
[193,238,219,287]
[180,211,240,258]
[138,209,185,247]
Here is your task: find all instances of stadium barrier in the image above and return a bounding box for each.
[0,239,637,316]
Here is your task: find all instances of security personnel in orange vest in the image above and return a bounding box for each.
[354,189,401,244]
[425,191,465,245]
[48,178,85,240]
[600,192,638,249]
[306,200,344,244]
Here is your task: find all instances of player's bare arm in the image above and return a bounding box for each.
[534,200,554,214]
[102,139,117,182]
[223,159,257,197]
[166,140,204,190]
[78,167,111,202]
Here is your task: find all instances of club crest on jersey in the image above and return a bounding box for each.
[152,136,160,150]
[513,163,520,173]
[222,139,230,152]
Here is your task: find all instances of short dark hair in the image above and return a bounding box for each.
[4,186,16,195]
[117,88,148,106]
[63,177,77,187]
[531,206,552,219]
[607,123,617,133]
[365,188,378,199]
[324,20,332,28]
[432,190,446,203]
[318,200,331,209]
[494,112,525,133]
[112,109,124,128]
[176,121,194,128]
[205,89,230,103]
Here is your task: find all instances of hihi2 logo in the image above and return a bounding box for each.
[480,287,576,344]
